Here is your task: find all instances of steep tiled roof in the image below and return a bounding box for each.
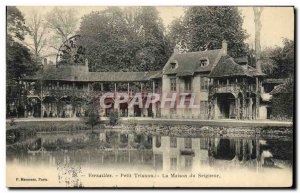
[209,56,265,78]
[176,71,194,77]
[88,71,160,82]
[23,65,79,81]
[247,65,265,77]
[23,65,161,82]
[148,71,163,79]
[163,49,223,75]
[234,56,248,64]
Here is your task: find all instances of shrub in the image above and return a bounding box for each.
[85,100,100,130]
[109,110,119,126]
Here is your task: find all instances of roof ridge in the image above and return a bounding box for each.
[175,49,222,55]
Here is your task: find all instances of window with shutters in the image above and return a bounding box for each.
[200,77,209,91]
[184,78,192,91]
[170,77,177,91]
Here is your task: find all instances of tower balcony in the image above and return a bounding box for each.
[212,83,256,94]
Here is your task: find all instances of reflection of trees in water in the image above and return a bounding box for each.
[262,140,293,162]
[208,138,291,171]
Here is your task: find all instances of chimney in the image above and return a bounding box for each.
[85,58,89,66]
[222,40,228,56]
[43,58,47,65]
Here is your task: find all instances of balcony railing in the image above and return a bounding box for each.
[27,88,162,99]
[213,83,257,94]
[214,84,240,93]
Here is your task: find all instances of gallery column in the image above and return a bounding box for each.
[255,78,260,119]
[152,80,156,118]
[249,97,253,119]
[235,97,240,120]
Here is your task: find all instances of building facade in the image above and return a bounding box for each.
[23,61,162,118]
[161,40,266,119]
[20,40,273,120]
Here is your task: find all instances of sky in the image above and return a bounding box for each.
[18,6,294,49]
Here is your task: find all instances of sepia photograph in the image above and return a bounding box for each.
[5,5,295,188]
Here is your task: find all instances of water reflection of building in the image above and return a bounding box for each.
[152,136,262,171]
[18,131,269,172]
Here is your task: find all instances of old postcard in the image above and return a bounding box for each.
[6,6,294,188]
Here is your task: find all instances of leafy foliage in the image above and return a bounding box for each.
[168,7,248,57]
[7,6,29,41]
[271,78,294,120]
[85,98,100,130]
[271,93,293,120]
[262,39,294,79]
[77,7,171,72]
[6,7,38,117]
[109,110,119,126]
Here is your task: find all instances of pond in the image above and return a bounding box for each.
[6,126,294,188]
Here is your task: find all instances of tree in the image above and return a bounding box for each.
[7,6,29,41]
[25,10,48,65]
[168,17,187,48]
[271,39,294,79]
[253,8,263,60]
[271,78,294,119]
[85,98,100,130]
[6,6,38,118]
[168,7,248,57]
[261,39,294,120]
[260,39,294,79]
[259,47,275,75]
[78,7,134,72]
[131,7,171,71]
[45,7,78,49]
[253,7,264,72]
[109,110,119,126]
[78,7,171,72]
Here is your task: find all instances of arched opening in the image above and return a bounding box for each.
[60,96,72,118]
[119,102,128,117]
[104,98,114,117]
[73,97,87,117]
[43,96,57,117]
[134,104,142,117]
[214,93,236,119]
[27,97,41,118]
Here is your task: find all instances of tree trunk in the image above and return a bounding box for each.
[253,7,263,73]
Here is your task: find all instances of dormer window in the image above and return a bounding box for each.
[170,61,178,69]
[171,63,176,69]
[199,59,209,67]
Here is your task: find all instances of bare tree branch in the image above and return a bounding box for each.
[26,10,48,63]
[45,7,79,43]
